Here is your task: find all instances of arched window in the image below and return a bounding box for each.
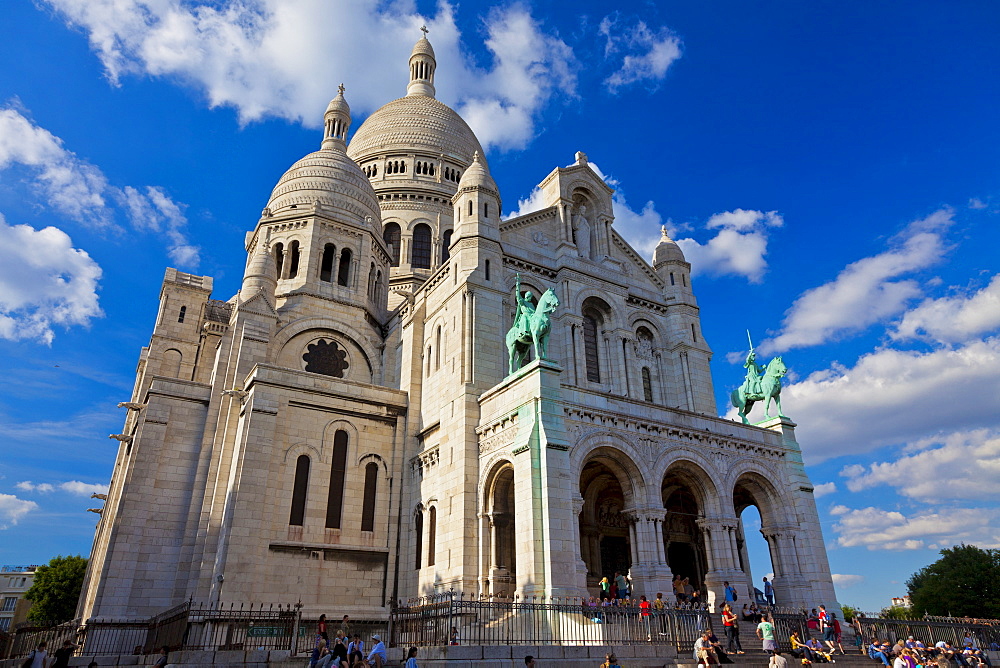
[412,224,432,269]
[468,200,473,217]
[288,241,300,279]
[361,462,378,532]
[163,349,182,378]
[441,229,453,264]
[383,223,401,267]
[325,430,349,529]
[320,243,335,282]
[669,272,675,286]
[178,306,186,323]
[427,506,437,567]
[642,367,653,403]
[289,455,310,526]
[337,248,352,286]
[429,163,435,176]
[583,310,602,383]
[414,509,424,570]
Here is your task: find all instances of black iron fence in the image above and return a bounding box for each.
[389,593,713,650]
[852,614,1000,649]
[4,602,303,659]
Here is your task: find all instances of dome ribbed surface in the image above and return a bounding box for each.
[653,229,687,266]
[457,152,497,192]
[266,149,380,222]
[347,96,484,164]
[411,37,435,59]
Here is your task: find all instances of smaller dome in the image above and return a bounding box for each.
[457,151,497,193]
[653,226,686,266]
[326,88,350,116]
[265,149,381,225]
[411,36,435,59]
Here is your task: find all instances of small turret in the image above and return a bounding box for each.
[241,239,278,303]
[453,151,501,243]
[652,226,693,295]
[322,84,351,150]
[407,27,437,98]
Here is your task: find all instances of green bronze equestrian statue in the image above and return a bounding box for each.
[505,273,559,375]
[730,331,788,424]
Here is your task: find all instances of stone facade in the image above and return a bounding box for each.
[79,34,838,625]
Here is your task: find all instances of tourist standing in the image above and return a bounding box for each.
[763,577,774,606]
[757,614,778,655]
[318,614,329,643]
[722,604,743,654]
[724,581,738,605]
[819,605,837,654]
[51,641,76,668]
[599,576,611,600]
[26,642,50,668]
[614,571,629,599]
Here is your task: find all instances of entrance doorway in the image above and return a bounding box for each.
[661,470,707,596]
[579,459,632,591]
[734,477,775,605]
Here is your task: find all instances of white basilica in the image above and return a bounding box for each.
[78,34,838,622]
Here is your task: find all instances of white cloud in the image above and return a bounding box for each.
[59,481,110,496]
[892,274,1000,345]
[0,493,38,529]
[813,482,837,498]
[43,0,578,152]
[0,107,199,267]
[775,336,1000,464]
[600,15,682,92]
[0,215,103,345]
[15,481,55,493]
[761,209,953,353]
[831,573,864,588]
[829,505,1000,551]
[676,209,784,283]
[0,107,110,226]
[968,197,987,210]
[841,429,1000,501]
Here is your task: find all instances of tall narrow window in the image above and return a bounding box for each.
[435,326,442,369]
[441,229,453,264]
[414,510,424,569]
[320,244,335,282]
[682,274,687,287]
[485,259,491,281]
[325,430,349,529]
[178,306,186,323]
[483,202,489,218]
[361,462,378,532]
[427,506,437,567]
[273,243,285,277]
[468,200,473,217]
[691,323,698,342]
[383,223,401,267]
[669,272,675,286]
[289,455,310,526]
[642,367,653,403]
[288,241,301,278]
[583,312,601,383]
[338,248,352,286]
[412,224,432,269]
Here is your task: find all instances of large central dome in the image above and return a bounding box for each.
[347,95,484,164]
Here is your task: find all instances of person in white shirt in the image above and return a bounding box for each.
[366,634,386,667]
[695,630,720,666]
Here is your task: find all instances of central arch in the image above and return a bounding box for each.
[482,460,516,596]
[660,460,717,603]
[577,446,643,596]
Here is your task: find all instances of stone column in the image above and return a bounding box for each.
[485,360,585,598]
[619,334,632,398]
[571,494,589,584]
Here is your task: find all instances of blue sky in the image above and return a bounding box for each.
[0,0,998,613]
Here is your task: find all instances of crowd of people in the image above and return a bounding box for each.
[308,614,390,668]
[865,636,993,668]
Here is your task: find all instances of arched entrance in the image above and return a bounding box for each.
[734,473,782,605]
[579,459,632,592]
[661,469,709,599]
[483,462,516,596]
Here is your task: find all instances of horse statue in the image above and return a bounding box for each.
[505,274,559,375]
[730,352,788,424]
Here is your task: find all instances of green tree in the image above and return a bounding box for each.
[879,605,915,620]
[840,604,859,622]
[24,555,88,623]
[906,544,1000,619]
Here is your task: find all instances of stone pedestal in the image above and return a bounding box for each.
[478,359,587,598]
